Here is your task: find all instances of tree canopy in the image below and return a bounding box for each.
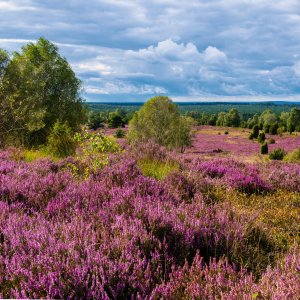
[0,37,86,147]
[128,96,194,152]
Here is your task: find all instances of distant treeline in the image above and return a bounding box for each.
[87,103,300,135]
[87,102,300,119]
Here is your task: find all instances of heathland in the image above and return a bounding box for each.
[0,39,300,299]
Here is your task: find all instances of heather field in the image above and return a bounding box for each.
[0,126,300,299]
[185,126,300,161]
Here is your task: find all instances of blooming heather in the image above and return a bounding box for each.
[0,147,299,298]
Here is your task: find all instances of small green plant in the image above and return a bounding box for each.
[257,132,266,143]
[74,130,121,176]
[114,128,125,138]
[269,148,285,160]
[47,121,76,158]
[268,138,275,144]
[248,132,254,140]
[224,131,229,135]
[260,142,268,155]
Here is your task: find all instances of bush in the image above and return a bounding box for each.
[224,131,229,135]
[252,125,259,138]
[268,138,275,144]
[269,148,285,160]
[261,142,268,154]
[114,128,125,138]
[87,112,103,130]
[269,124,278,135]
[47,121,76,158]
[248,132,254,140]
[277,127,285,136]
[258,132,266,143]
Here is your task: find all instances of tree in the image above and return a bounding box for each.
[87,111,104,130]
[0,37,87,147]
[216,112,227,126]
[287,108,300,133]
[108,111,125,128]
[0,49,11,146]
[259,110,278,133]
[128,96,193,151]
[225,108,241,127]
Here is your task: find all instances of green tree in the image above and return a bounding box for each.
[108,110,126,128]
[0,37,86,147]
[87,111,103,130]
[279,111,289,130]
[128,96,193,151]
[0,49,11,146]
[259,110,278,133]
[225,108,241,127]
[287,108,300,133]
[216,112,227,126]
[247,114,259,129]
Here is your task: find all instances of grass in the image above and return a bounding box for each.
[138,159,179,180]
[22,149,51,162]
[215,189,300,251]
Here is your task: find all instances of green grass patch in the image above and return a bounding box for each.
[23,149,52,162]
[138,159,179,180]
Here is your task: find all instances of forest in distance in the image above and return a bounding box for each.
[87,101,300,116]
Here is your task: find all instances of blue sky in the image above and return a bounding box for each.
[1,0,300,102]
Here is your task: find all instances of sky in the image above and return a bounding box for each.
[1,0,300,102]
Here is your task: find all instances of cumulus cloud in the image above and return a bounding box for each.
[1,0,300,100]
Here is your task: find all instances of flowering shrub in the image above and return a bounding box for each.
[189,158,271,194]
[0,146,299,298]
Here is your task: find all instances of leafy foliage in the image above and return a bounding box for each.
[261,142,268,154]
[269,148,286,160]
[0,38,86,147]
[128,96,193,151]
[47,121,76,158]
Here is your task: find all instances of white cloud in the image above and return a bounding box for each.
[86,81,167,95]
[0,1,36,11]
[203,46,227,63]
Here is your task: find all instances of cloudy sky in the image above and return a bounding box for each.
[1,0,300,102]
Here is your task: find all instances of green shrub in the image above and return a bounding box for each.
[47,121,76,158]
[249,132,254,140]
[269,148,285,160]
[258,132,266,143]
[277,127,285,136]
[268,139,275,144]
[252,125,259,138]
[269,124,278,135]
[87,112,103,130]
[224,131,229,135]
[261,142,268,154]
[114,128,126,138]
